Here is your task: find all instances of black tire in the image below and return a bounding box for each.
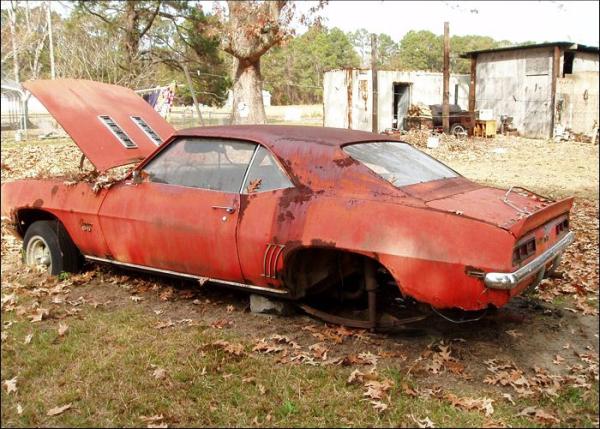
[23,220,82,275]
[450,123,467,138]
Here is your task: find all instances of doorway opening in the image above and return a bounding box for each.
[392,83,411,130]
[563,51,574,77]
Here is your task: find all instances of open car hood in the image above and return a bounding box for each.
[23,79,175,171]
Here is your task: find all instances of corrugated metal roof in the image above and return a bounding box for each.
[460,42,599,58]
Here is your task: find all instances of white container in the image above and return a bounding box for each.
[427,136,440,149]
[479,109,494,120]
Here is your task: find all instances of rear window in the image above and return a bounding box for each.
[343,141,459,187]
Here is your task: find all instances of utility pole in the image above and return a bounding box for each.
[371,33,378,133]
[47,1,55,79]
[442,21,450,134]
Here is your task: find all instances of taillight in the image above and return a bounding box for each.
[512,238,536,266]
[555,218,569,236]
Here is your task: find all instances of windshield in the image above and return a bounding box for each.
[343,141,459,187]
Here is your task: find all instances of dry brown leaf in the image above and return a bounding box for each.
[506,329,523,338]
[212,340,244,356]
[211,319,233,329]
[252,339,284,354]
[141,414,164,422]
[47,403,72,416]
[370,400,388,413]
[446,393,494,416]
[152,367,167,380]
[29,307,49,322]
[518,407,560,425]
[3,376,17,394]
[309,343,329,361]
[246,178,262,193]
[410,414,435,428]
[58,322,69,337]
[270,334,301,349]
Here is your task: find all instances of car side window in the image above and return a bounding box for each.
[143,138,256,193]
[242,146,293,194]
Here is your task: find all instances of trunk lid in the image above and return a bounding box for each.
[23,79,175,171]
[405,179,573,235]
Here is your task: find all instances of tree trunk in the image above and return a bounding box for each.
[230,57,266,125]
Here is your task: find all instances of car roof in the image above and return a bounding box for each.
[175,125,384,148]
[174,125,394,193]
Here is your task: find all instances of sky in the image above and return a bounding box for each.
[314,0,600,47]
[7,1,600,48]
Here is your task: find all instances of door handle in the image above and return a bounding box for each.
[212,206,235,214]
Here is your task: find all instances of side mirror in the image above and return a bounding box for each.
[131,170,142,184]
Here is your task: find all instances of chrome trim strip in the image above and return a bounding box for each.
[484,231,575,290]
[261,244,272,277]
[239,145,259,194]
[84,255,288,295]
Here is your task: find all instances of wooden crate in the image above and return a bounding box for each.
[474,120,497,138]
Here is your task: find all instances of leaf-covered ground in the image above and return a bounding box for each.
[1,135,598,427]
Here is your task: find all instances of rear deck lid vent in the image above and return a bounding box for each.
[98,115,137,149]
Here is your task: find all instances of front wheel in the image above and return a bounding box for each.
[23,220,82,275]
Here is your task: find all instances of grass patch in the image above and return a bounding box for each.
[2,301,598,427]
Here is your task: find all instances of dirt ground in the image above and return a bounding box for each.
[1,134,598,427]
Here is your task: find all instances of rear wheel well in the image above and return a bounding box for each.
[283,247,397,299]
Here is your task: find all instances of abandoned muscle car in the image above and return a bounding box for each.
[1,79,575,328]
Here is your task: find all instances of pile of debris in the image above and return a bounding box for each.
[405,103,433,131]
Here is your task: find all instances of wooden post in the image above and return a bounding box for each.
[371,33,378,133]
[549,46,561,138]
[468,56,477,113]
[442,22,450,134]
[181,62,204,126]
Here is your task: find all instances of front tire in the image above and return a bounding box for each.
[23,220,82,275]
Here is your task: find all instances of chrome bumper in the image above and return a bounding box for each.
[484,231,575,290]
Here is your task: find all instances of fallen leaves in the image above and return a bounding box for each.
[47,403,72,416]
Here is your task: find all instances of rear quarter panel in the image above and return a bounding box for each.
[282,195,516,310]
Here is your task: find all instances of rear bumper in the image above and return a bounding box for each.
[484,231,575,290]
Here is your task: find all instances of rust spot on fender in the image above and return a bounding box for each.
[32,199,44,208]
[310,239,336,247]
[51,185,59,197]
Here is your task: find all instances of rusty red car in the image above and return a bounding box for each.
[1,79,575,328]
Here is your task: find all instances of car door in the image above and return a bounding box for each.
[98,137,256,282]
[235,146,295,289]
